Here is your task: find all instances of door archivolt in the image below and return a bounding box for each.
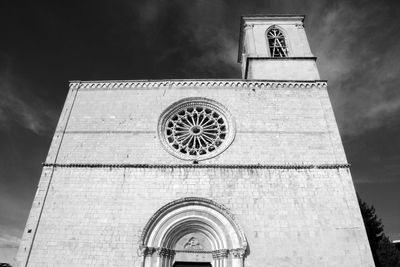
[139,197,248,267]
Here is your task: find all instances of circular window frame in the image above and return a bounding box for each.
[158,97,236,161]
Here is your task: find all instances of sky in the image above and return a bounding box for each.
[1,0,400,263]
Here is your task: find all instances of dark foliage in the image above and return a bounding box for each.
[358,195,400,267]
[376,236,400,267]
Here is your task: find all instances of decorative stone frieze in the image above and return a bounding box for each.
[174,250,210,254]
[156,247,175,258]
[212,249,229,259]
[70,80,328,90]
[42,162,351,169]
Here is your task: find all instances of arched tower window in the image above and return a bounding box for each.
[266,28,288,57]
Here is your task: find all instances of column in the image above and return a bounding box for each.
[231,248,246,267]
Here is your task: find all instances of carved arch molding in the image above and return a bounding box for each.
[139,198,248,267]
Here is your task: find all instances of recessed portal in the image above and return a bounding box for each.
[140,198,248,267]
[173,262,211,267]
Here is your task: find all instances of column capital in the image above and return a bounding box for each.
[156,247,175,258]
[231,248,246,258]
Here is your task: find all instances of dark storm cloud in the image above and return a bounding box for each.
[1,0,400,263]
[128,0,240,78]
[311,0,400,136]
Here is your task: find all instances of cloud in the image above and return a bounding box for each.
[0,69,57,135]
[313,0,400,136]
[136,0,163,26]
[130,0,240,78]
[366,98,400,119]
[355,177,400,184]
[0,233,19,249]
[0,227,21,264]
[186,1,240,77]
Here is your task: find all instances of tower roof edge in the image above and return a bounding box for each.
[240,14,305,22]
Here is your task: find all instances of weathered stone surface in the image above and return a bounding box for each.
[18,166,372,266]
[45,82,346,165]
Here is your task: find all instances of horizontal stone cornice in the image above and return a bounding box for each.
[247,56,317,61]
[42,163,350,169]
[141,246,245,258]
[70,79,328,90]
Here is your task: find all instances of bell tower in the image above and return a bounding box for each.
[238,15,320,80]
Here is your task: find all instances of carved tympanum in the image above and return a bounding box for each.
[184,237,204,250]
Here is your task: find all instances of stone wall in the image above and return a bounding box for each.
[245,59,320,80]
[16,80,374,266]
[47,81,346,165]
[21,166,371,266]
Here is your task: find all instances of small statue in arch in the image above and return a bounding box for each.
[184,237,203,250]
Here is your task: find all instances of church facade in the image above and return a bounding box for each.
[17,15,375,266]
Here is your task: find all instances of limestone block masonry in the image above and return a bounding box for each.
[17,14,375,267]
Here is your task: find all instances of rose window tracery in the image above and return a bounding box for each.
[158,98,235,161]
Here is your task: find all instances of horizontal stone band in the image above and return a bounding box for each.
[70,79,328,90]
[141,246,245,258]
[42,163,350,169]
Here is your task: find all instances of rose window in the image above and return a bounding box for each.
[159,98,235,161]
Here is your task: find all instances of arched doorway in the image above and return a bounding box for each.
[139,197,247,267]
